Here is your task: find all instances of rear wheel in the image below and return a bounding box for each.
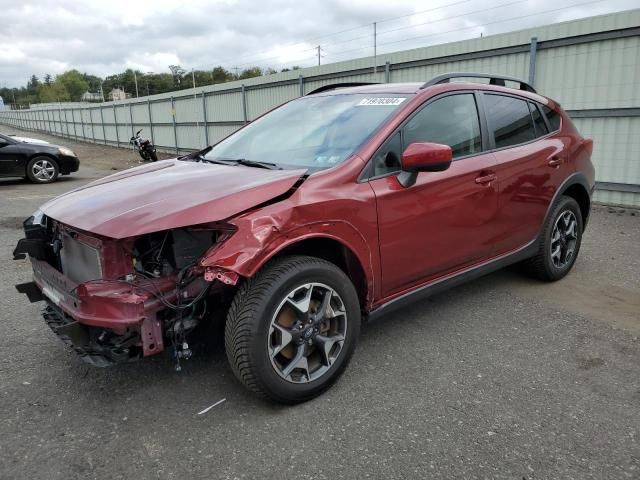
[26,157,59,183]
[524,195,583,281]
[225,255,361,403]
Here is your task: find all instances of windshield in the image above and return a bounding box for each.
[204,94,409,169]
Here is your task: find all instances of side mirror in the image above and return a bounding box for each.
[397,142,452,187]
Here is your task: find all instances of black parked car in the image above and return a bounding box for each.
[0,133,79,184]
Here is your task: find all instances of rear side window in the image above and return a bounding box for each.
[403,93,481,159]
[529,102,548,137]
[484,94,536,148]
[542,105,561,131]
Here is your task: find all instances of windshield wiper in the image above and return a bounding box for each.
[197,155,281,170]
[214,158,281,170]
[234,159,281,170]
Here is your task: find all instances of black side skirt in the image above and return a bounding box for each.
[367,239,538,321]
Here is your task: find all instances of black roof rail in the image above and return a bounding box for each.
[306,82,380,95]
[421,72,536,93]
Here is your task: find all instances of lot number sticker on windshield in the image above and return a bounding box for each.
[358,97,406,106]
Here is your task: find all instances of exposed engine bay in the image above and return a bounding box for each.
[14,213,237,370]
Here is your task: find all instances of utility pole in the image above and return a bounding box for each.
[99,82,105,102]
[192,68,196,90]
[317,45,321,66]
[133,70,139,97]
[373,22,377,73]
[233,66,240,78]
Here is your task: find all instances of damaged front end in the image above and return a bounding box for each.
[14,212,238,368]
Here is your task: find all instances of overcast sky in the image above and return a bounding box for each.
[0,0,637,88]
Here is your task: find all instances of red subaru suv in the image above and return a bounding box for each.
[14,73,594,403]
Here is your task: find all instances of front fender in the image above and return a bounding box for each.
[200,215,376,306]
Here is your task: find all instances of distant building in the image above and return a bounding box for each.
[81,91,102,102]
[108,88,128,101]
[0,96,5,111]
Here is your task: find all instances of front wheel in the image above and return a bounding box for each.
[26,157,59,183]
[138,149,150,161]
[524,195,583,281]
[225,255,361,403]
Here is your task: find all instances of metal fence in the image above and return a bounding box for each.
[1,10,639,206]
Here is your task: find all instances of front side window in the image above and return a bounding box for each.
[403,93,481,159]
[484,94,536,148]
[204,94,409,170]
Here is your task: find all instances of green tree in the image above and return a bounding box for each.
[44,74,52,86]
[37,83,70,103]
[238,67,262,80]
[56,70,89,101]
[82,73,102,93]
[27,75,40,95]
[211,66,234,84]
[168,65,186,88]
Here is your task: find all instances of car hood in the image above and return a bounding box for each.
[40,159,306,239]
[10,136,50,144]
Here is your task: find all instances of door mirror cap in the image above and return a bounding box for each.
[401,142,452,173]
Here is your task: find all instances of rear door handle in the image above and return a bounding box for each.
[475,172,497,185]
[548,156,562,168]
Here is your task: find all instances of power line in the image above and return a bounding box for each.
[324,0,611,60]
[189,0,478,70]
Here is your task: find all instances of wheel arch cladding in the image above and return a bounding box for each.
[270,237,369,310]
[562,182,590,230]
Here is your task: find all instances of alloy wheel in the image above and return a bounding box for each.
[32,159,56,181]
[550,210,578,268]
[268,283,347,383]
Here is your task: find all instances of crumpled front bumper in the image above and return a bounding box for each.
[16,257,172,365]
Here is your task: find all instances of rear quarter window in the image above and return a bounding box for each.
[542,105,561,131]
[529,102,548,137]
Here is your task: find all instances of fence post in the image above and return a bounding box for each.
[171,96,178,155]
[528,36,538,87]
[147,98,155,146]
[99,106,107,145]
[385,61,391,83]
[299,75,304,96]
[129,103,134,139]
[79,108,86,141]
[71,109,78,140]
[58,106,63,137]
[113,104,120,147]
[90,108,96,143]
[241,84,248,124]
[201,91,209,145]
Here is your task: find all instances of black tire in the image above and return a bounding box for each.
[225,255,361,404]
[523,195,583,281]
[26,156,59,183]
[149,150,158,162]
[138,150,150,161]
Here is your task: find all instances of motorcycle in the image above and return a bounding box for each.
[130,129,158,162]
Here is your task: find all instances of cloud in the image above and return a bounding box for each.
[0,0,636,88]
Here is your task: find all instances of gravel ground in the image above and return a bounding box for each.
[0,129,639,480]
